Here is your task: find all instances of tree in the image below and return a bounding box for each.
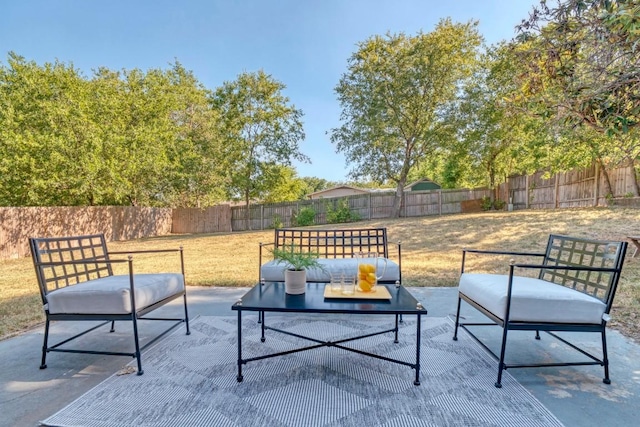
[261,166,308,202]
[0,53,102,205]
[330,19,482,217]
[447,44,548,195]
[0,54,225,207]
[212,70,308,228]
[515,0,640,194]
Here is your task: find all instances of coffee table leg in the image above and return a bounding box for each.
[414,314,421,386]
[261,312,266,342]
[394,314,399,343]
[237,309,243,382]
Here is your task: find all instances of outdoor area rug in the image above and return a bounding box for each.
[42,315,564,427]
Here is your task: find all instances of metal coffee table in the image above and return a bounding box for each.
[232,281,427,385]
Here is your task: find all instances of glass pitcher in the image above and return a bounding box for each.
[355,252,387,293]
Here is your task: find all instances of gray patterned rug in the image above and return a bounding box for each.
[42,315,564,427]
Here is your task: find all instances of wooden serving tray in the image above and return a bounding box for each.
[324,284,392,300]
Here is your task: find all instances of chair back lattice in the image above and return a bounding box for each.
[29,234,113,304]
[274,228,389,258]
[540,234,627,308]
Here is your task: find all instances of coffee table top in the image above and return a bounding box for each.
[232,282,426,315]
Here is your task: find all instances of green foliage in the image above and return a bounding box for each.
[0,53,225,207]
[261,166,308,202]
[326,198,361,224]
[291,207,316,226]
[270,214,284,229]
[210,70,308,228]
[481,196,506,211]
[605,192,615,205]
[271,243,320,271]
[480,196,493,211]
[515,1,640,136]
[331,19,482,217]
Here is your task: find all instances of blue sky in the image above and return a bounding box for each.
[1,0,539,182]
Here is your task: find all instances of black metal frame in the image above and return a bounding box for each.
[258,227,402,283]
[453,234,627,388]
[233,282,425,385]
[29,234,191,375]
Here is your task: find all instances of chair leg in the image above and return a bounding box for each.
[183,293,191,335]
[40,319,50,369]
[495,325,510,388]
[453,296,462,341]
[131,315,144,375]
[601,328,611,384]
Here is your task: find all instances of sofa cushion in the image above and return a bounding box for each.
[459,273,606,324]
[46,273,185,315]
[261,258,400,283]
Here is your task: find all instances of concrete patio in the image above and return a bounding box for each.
[1,286,639,426]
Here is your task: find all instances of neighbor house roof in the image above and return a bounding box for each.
[404,178,441,191]
[306,185,370,199]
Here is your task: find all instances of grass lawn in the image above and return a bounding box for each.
[2,207,639,341]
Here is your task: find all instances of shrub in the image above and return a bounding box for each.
[480,196,493,211]
[493,198,506,210]
[326,198,361,224]
[292,207,316,226]
[269,214,284,229]
[481,196,506,211]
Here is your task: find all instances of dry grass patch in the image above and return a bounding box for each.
[1,207,639,341]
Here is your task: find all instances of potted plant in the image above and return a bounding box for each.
[271,243,321,294]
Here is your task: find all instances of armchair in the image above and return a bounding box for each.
[453,234,627,388]
[29,233,190,375]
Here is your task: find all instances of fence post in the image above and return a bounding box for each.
[404,191,407,217]
[368,193,372,220]
[524,176,528,208]
[438,190,442,215]
[554,173,560,208]
[261,205,264,230]
[593,162,600,206]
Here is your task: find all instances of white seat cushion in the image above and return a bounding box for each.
[46,273,185,315]
[459,273,606,324]
[261,258,400,283]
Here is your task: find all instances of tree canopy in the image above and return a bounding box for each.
[3,2,640,210]
[0,57,311,207]
[512,0,640,194]
[330,19,483,217]
[211,70,307,227]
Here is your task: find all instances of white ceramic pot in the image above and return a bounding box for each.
[284,269,306,294]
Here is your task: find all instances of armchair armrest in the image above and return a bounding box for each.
[463,248,545,257]
[109,247,185,275]
[461,248,545,273]
[108,248,182,255]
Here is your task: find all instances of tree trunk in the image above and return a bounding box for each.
[597,158,614,197]
[391,181,404,218]
[244,191,251,231]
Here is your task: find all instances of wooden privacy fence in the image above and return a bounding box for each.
[0,206,173,259]
[171,205,232,234]
[230,188,492,231]
[1,164,636,258]
[497,164,637,210]
[230,164,637,232]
